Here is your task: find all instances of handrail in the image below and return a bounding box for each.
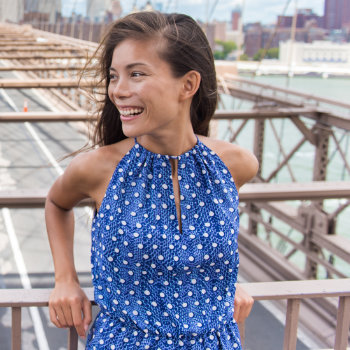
[1,181,350,208]
[0,108,317,122]
[223,74,350,110]
[0,279,349,350]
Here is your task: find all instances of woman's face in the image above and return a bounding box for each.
[108,38,188,139]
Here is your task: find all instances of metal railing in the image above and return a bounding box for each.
[0,279,349,350]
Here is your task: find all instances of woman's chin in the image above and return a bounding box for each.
[122,125,144,139]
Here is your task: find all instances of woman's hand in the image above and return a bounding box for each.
[49,280,92,339]
[234,284,254,323]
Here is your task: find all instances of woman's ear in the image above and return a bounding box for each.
[180,70,201,101]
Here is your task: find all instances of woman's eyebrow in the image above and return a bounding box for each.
[109,63,148,71]
[126,62,148,69]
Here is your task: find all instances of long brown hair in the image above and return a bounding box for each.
[91,11,217,147]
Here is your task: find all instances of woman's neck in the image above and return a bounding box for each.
[136,129,198,157]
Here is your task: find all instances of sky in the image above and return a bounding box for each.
[62,0,325,25]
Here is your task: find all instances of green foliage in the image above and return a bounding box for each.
[214,40,237,60]
[253,47,279,61]
[239,53,249,61]
[214,51,226,60]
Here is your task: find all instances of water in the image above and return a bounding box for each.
[219,74,350,278]
[249,74,350,106]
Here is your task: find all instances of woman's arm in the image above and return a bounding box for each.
[215,140,259,323]
[45,153,98,339]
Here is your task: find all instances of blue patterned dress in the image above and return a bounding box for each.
[86,138,241,349]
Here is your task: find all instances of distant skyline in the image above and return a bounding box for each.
[62,0,324,24]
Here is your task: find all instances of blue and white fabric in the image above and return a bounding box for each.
[86,138,241,349]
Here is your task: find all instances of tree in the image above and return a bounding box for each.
[214,40,237,60]
[239,53,249,61]
[253,47,279,61]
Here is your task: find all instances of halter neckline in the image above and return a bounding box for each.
[134,136,200,160]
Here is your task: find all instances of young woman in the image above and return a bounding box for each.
[45,11,258,349]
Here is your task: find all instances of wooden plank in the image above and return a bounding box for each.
[68,328,79,350]
[0,188,48,208]
[2,109,348,132]
[0,288,95,307]
[238,322,245,346]
[0,79,92,89]
[334,296,350,350]
[11,307,21,350]
[212,107,317,120]
[0,54,87,60]
[0,41,67,46]
[312,234,350,264]
[0,110,314,122]
[0,189,91,208]
[224,74,350,110]
[1,181,350,208]
[240,181,350,201]
[0,65,84,72]
[0,111,91,122]
[0,46,85,52]
[240,279,350,300]
[1,280,349,307]
[283,299,300,350]
[32,28,98,51]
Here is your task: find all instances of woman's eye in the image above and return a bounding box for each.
[131,72,144,77]
[109,74,118,80]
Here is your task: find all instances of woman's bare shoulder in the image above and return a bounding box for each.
[55,138,134,200]
[71,138,133,174]
[198,136,259,190]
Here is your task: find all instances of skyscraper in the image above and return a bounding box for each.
[324,0,350,30]
[0,0,24,22]
[342,0,350,27]
[231,6,241,31]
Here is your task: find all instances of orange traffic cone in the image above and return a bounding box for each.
[23,100,28,112]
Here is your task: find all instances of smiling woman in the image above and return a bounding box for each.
[106,38,198,146]
[92,10,218,147]
[45,11,258,350]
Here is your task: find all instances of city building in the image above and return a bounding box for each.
[214,20,227,41]
[23,0,61,23]
[278,9,323,29]
[280,40,350,66]
[227,4,244,53]
[231,6,241,31]
[110,0,122,19]
[0,0,24,23]
[86,0,110,22]
[324,0,350,30]
[226,29,244,53]
[244,24,327,58]
[244,23,263,57]
[200,21,216,50]
[243,6,327,58]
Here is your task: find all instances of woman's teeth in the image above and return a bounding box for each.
[119,108,143,116]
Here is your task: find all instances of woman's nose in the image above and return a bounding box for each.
[111,77,132,99]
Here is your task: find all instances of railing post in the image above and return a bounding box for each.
[68,327,79,350]
[283,298,300,350]
[238,321,245,346]
[334,296,350,350]
[12,307,21,350]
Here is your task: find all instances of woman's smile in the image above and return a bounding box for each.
[117,106,145,121]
